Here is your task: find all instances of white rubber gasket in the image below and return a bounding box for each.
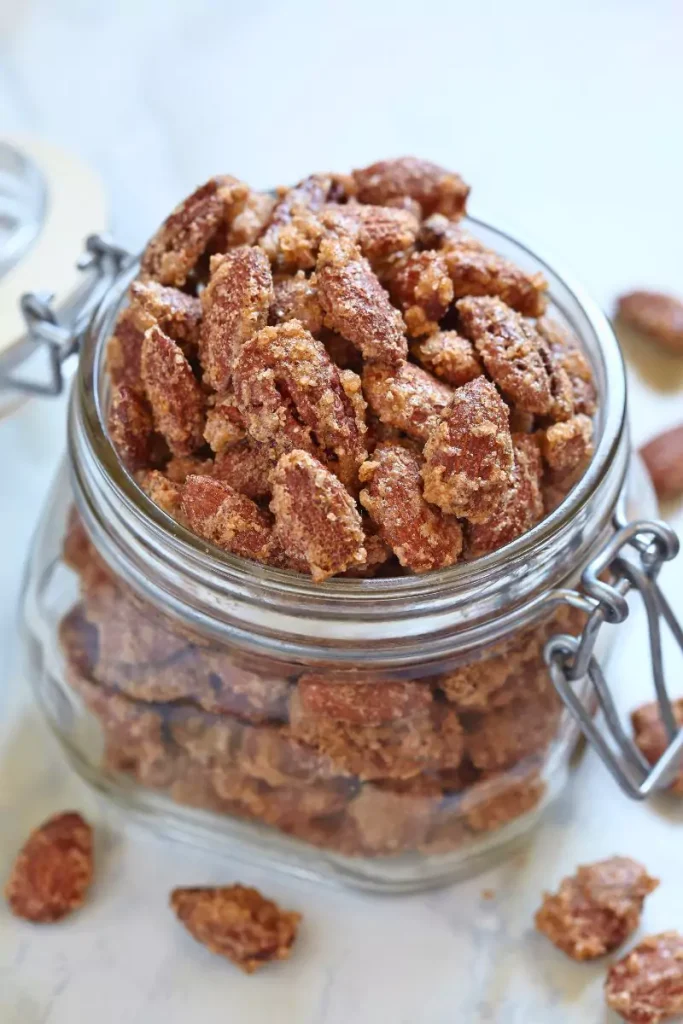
[0,136,108,358]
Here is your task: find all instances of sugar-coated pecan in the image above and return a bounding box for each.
[181,475,276,563]
[537,316,597,416]
[137,469,183,518]
[316,235,407,365]
[141,324,206,456]
[233,321,366,486]
[460,763,545,832]
[296,674,432,725]
[140,177,227,286]
[389,250,454,336]
[213,440,275,500]
[362,361,453,442]
[605,932,683,1024]
[440,231,547,317]
[617,290,683,355]
[410,330,482,387]
[223,189,276,248]
[199,246,273,392]
[320,202,419,268]
[170,884,301,973]
[347,777,441,854]
[464,691,560,770]
[457,296,554,414]
[465,434,544,558]
[421,376,514,522]
[165,455,214,483]
[108,382,156,470]
[259,174,332,271]
[359,443,463,572]
[535,857,659,962]
[203,393,246,453]
[269,271,323,335]
[5,812,93,923]
[352,157,470,218]
[106,308,145,391]
[418,212,462,250]
[632,698,683,794]
[270,450,366,581]
[129,280,202,347]
[539,414,593,473]
[640,425,683,501]
[340,521,393,577]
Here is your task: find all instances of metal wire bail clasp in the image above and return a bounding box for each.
[545,518,683,799]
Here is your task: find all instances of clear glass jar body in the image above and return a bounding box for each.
[19,219,647,892]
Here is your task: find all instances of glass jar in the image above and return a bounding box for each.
[17,217,679,893]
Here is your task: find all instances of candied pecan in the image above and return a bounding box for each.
[129,280,202,347]
[632,698,683,794]
[233,321,366,486]
[213,440,275,500]
[418,213,463,250]
[359,443,463,572]
[421,376,514,522]
[617,291,683,355]
[181,475,276,563]
[389,250,454,337]
[539,414,593,474]
[296,674,432,726]
[4,812,94,923]
[141,325,205,457]
[83,579,190,669]
[605,932,683,1024]
[137,469,183,518]
[320,202,419,268]
[140,177,227,286]
[439,653,513,711]
[640,425,683,501]
[316,235,407,365]
[439,231,547,317]
[199,246,273,392]
[352,157,470,218]
[362,361,453,442]
[269,271,323,334]
[107,382,156,470]
[464,691,560,770]
[238,726,341,787]
[465,434,544,558]
[193,652,292,723]
[537,316,597,416]
[460,763,545,832]
[457,296,553,414]
[170,884,300,973]
[259,174,332,271]
[410,330,482,387]
[203,393,246,453]
[535,856,659,962]
[165,454,214,483]
[347,777,442,854]
[223,189,276,248]
[270,450,365,581]
[106,308,145,391]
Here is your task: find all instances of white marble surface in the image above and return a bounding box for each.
[1,1,683,1021]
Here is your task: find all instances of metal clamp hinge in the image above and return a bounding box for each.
[545,518,683,799]
[3,234,133,396]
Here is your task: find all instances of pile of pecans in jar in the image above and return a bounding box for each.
[60,157,597,858]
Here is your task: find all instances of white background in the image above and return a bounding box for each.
[1,2,682,1021]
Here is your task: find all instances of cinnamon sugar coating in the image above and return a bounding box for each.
[270,450,366,581]
[203,393,246,452]
[141,325,206,456]
[269,271,323,335]
[539,414,594,473]
[421,376,514,522]
[359,443,463,572]
[259,174,332,271]
[200,246,273,392]
[353,157,470,218]
[362,361,453,442]
[320,202,419,268]
[410,330,482,386]
[440,228,547,317]
[181,475,276,563]
[129,280,202,347]
[136,469,183,518]
[605,932,683,1024]
[389,250,454,337]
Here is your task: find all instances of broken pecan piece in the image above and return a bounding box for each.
[359,443,463,572]
[141,324,206,456]
[137,469,183,518]
[362,360,453,442]
[605,932,683,1024]
[5,812,93,923]
[270,450,366,581]
[170,884,301,973]
[410,330,482,387]
[199,246,273,392]
[535,856,659,961]
[140,177,227,287]
[352,157,470,218]
[617,291,683,355]
[457,296,554,414]
[316,235,407,365]
[421,376,514,522]
[640,425,683,501]
[203,393,246,453]
[181,475,276,563]
[389,250,454,337]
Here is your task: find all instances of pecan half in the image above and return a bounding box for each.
[640,425,683,501]
[617,291,683,354]
[141,324,206,456]
[259,174,332,271]
[108,382,156,470]
[140,177,227,286]
[181,474,276,563]
[389,250,454,336]
[352,157,470,218]
[362,360,453,442]
[410,330,482,387]
[605,932,683,1024]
